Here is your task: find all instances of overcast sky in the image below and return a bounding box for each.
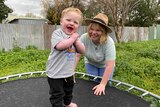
[4,0,42,17]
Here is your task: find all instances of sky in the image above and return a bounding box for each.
[4,0,42,17]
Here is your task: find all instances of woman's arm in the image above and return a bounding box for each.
[92,60,115,96]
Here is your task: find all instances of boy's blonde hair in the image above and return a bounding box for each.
[61,7,83,24]
[87,23,108,44]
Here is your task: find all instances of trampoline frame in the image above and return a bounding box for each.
[0,71,160,101]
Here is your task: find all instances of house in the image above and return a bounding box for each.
[4,17,49,25]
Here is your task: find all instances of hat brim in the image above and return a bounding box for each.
[85,19,112,33]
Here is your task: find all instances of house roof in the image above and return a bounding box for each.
[5,16,49,23]
[9,17,48,23]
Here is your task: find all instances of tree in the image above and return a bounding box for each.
[40,0,86,24]
[83,0,110,19]
[99,0,140,43]
[40,0,55,18]
[127,0,160,27]
[0,0,13,23]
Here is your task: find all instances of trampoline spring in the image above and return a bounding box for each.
[6,77,9,80]
[18,74,22,78]
[93,77,98,80]
[141,92,149,98]
[41,72,44,75]
[115,82,122,87]
[82,74,85,77]
[127,86,135,92]
[64,78,67,82]
[30,73,33,76]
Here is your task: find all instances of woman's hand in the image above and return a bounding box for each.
[92,83,106,96]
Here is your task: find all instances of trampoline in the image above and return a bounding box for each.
[0,71,159,107]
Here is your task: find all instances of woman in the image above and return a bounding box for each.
[75,13,116,96]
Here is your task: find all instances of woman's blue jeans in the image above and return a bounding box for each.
[85,63,114,85]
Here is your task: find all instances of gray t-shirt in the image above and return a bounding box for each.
[80,33,116,68]
[46,28,75,78]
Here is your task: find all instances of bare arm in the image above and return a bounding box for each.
[74,39,85,54]
[100,60,115,86]
[93,60,115,96]
[75,53,82,70]
[55,33,79,50]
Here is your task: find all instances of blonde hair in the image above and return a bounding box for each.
[87,23,108,44]
[61,7,83,24]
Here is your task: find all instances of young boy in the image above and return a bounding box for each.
[46,7,85,107]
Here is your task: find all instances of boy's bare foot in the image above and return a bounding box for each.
[64,102,77,107]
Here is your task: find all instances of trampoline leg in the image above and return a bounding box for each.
[107,81,112,86]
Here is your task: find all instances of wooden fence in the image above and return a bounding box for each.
[0,24,159,51]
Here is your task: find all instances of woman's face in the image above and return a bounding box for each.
[88,23,103,43]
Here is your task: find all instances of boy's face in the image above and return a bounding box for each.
[60,11,81,35]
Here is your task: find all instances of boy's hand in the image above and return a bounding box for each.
[70,33,79,40]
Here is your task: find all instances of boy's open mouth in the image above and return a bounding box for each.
[67,26,74,32]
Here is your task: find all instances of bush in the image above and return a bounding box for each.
[114,40,160,95]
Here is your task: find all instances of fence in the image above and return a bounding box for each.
[149,25,160,40]
[0,24,159,51]
[0,24,44,51]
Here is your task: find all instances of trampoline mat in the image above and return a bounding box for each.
[0,77,150,107]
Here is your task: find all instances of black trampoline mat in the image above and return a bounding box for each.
[0,77,150,107]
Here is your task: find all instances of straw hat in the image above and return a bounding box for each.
[86,13,112,33]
